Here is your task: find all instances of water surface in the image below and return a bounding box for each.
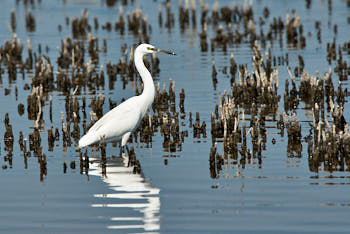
[0,0,350,233]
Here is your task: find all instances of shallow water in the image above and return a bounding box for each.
[0,0,350,233]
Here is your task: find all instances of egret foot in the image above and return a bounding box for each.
[120,145,130,159]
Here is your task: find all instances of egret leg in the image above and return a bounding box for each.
[119,145,124,157]
[119,145,130,156]
[121,132,131,147]
[120,132,131,157]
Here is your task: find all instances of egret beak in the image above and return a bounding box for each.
[156,48,176,55]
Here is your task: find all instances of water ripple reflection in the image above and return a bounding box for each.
[89,156,160,232]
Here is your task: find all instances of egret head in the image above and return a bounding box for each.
[136,43,176,56]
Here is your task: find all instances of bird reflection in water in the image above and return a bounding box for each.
[89,155,160,232]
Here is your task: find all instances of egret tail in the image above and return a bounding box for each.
[79,133,99,148]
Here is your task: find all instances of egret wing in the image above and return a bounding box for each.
[87,97,142,141]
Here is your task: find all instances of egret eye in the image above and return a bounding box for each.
[147,47,156,51]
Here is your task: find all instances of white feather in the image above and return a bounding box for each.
[78,43,175,149]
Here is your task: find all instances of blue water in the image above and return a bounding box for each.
[0,0,349,233]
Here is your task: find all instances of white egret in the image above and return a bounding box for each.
[79,43,176,151]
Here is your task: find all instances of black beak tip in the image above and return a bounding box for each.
[157,49,176,55]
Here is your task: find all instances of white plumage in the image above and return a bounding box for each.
[79,43,175,149]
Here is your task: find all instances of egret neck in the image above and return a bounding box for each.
[135,51,155,116]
